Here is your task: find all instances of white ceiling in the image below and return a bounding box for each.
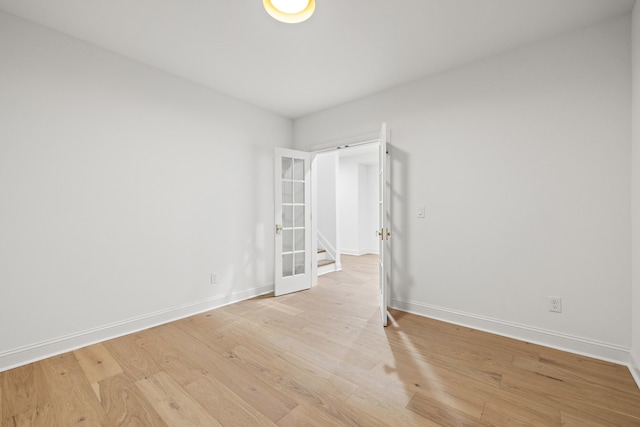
[0,0,635,119]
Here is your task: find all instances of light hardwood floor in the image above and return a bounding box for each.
[2,254,640,426]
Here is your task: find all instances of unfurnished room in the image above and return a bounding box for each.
[1,0,640,425]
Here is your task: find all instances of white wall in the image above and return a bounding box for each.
[338,158,359,254]
[0,11,292,371]
[358,163,379,255]
[295,16,632,362]
[631,1,640,383]
[338,158,379,256]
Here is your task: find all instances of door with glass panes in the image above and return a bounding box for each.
[274,148,311,296]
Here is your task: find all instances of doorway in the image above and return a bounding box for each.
[313,143,380,283]
[274,123,390,325]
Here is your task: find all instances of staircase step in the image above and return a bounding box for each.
[317,249,326,254]
[318,259,335,268]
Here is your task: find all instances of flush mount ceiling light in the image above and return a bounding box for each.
[263,0,315,24]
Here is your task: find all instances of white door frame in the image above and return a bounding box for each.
[276,124,391,327]
[310,153,318,287]
[308,128,389,291]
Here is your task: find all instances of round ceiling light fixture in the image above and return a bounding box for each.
[263,0,315,24]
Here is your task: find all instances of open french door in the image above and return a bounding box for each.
[378,123,390,326]
[274,148,312,296]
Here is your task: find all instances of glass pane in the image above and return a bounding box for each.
[294,205,305,227]
[282,181,293,204]
[282,229,293,253]
[282,205,293,228]
[282,157,293,180]
[295,252,305,275]
[293,158,304,181]
[294,182,304,204]
[283,254,293,277]
[295,229,304,251]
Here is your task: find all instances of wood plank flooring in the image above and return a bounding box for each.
[2,254,640,426]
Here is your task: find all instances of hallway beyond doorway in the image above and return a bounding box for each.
[318,254,378,289]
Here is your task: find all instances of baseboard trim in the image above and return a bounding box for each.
[341,248,362,256]
[0,284,273,373]
[318,263,341,276]
[341,249,379,256]
[390,297,631,365]
[630,351,640,390]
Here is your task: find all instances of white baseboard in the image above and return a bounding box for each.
[341,248,379,256]
[318,262,341,276]
[340,248,360,256]
[630,350,640,389]
[0,284,273,373]
[390,297,631,365]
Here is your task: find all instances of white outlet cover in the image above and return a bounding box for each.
[548,296,562,313]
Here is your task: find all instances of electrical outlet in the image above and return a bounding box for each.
[548,296,562,313]
[210,272,218,285]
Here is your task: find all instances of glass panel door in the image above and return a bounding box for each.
[281,157,306,277]
[275,148,311,296]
